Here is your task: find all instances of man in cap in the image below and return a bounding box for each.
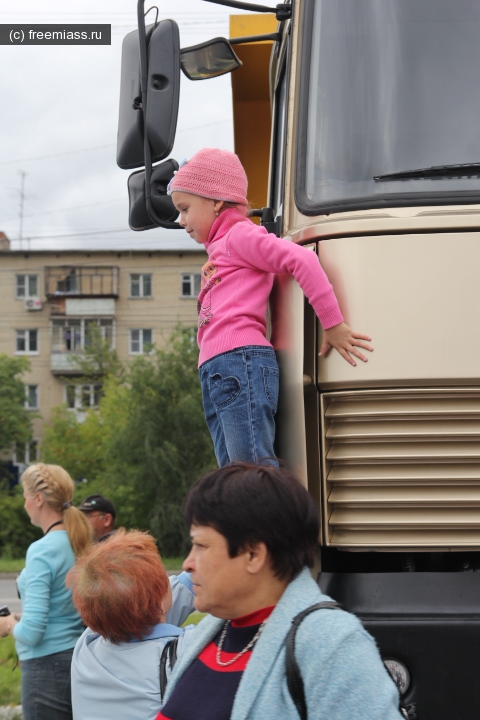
[78,493,196,627]
[78,494,117,542]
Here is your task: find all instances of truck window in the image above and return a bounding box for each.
[296,0,480,214]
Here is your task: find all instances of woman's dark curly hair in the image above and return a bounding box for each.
[184,462,320,582]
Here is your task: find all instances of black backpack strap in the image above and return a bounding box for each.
[159,636,179,701]
[286,601,341,720]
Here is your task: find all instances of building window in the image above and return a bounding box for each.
[130,329,153,354]
[56,269,78,294]
[51,318,114,353]
[16,274,38,299]
[16,329,38,354]
[14,440,39,465]
[52,319,81,352]
[181,273,201,298]
[85,319,114,348]
[25,385,38,410]
[66,383,102,410]
[130,273,152,298]
[66,384,76,409]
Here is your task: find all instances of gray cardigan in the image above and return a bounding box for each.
[163,568,403,720]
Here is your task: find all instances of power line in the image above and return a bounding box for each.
[0,11,233,16]
[0,120,231,167]
[0,12,235,20]
[9,228,133,241]
[0,145,115,167]
[22,198,126,219]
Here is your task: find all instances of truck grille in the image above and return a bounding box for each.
[321,389,480,549]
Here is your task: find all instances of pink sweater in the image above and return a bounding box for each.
[197,208,343,367]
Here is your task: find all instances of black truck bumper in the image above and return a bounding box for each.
[319,572,480,719]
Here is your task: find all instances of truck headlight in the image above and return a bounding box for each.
[384,659,410,696]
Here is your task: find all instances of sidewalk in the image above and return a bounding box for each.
[0,707,22,719]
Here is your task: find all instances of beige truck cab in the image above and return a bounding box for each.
[118,1,480,716]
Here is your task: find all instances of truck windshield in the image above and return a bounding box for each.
[296,0,480,215]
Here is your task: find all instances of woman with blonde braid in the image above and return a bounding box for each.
[0,463,92,720]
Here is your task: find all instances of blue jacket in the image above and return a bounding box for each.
[13,530,84,660]
[71,572,196,720]
[163,568,403,720]
[72,623,196,720]
[166,572,195,627]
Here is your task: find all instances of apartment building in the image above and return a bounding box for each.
[0,234,206,462]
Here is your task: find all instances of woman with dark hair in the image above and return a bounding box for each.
[0,463,92,720]
[157,462,403,720]
[67,528,195,720]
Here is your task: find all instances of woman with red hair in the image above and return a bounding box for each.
[67,529,195,720]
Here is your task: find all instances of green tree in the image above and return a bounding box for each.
[102,328,215,554]
[42,323,122,481]
[0,355,37,562]
[0,354,33,453]
[0,487,41,558]
[41,405,107,483]
[71,322,123,382]
[55,322,123,413]
[42,328,216,555]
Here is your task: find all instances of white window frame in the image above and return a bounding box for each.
[130,273,152,298]
[129,329,153,354]
[51,318,114,353]
[51,319,82,353]
[84,318,115,348]
[16,329,39,355]
[65,383,102,411]
[25,384,39,410]
[16,274,39,299]
[13,439,39,465]
[181,273,201,298]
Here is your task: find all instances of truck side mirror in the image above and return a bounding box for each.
[127,159,180,231]
[117,20,180,170]
[181,38,242,81]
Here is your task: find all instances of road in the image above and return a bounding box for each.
[0,570,182,616]
[0,577,22,614]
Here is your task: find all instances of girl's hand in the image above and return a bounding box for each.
[0,613,17,637]
[319,322,373,367]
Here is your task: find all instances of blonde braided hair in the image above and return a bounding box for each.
[22,463,92,556]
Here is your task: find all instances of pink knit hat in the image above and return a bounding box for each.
[167,148,248,205]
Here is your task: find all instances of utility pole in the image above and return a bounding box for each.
[18,170,27,250]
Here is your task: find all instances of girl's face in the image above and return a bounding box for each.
[172,191,223,245]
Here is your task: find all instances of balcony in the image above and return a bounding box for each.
[45,266,119,299]
[50,353,83,375]
[50,318,114,374]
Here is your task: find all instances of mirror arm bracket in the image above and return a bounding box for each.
[136,0,179,229]
[229,32,282,45]
[250,207,280,236]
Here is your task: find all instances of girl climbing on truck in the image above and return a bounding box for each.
[168,147,373,466]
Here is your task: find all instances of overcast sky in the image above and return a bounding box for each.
[0,0,269,251]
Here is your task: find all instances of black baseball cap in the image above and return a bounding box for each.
[78,494,116,518]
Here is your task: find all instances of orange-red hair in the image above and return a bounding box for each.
[66,528,169,643]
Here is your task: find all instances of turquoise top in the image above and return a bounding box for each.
[13,530,84,661]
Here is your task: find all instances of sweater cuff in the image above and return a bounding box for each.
[319,305,344,330]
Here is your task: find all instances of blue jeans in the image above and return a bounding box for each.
[199,346,280,467]
[21,648,74,720]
